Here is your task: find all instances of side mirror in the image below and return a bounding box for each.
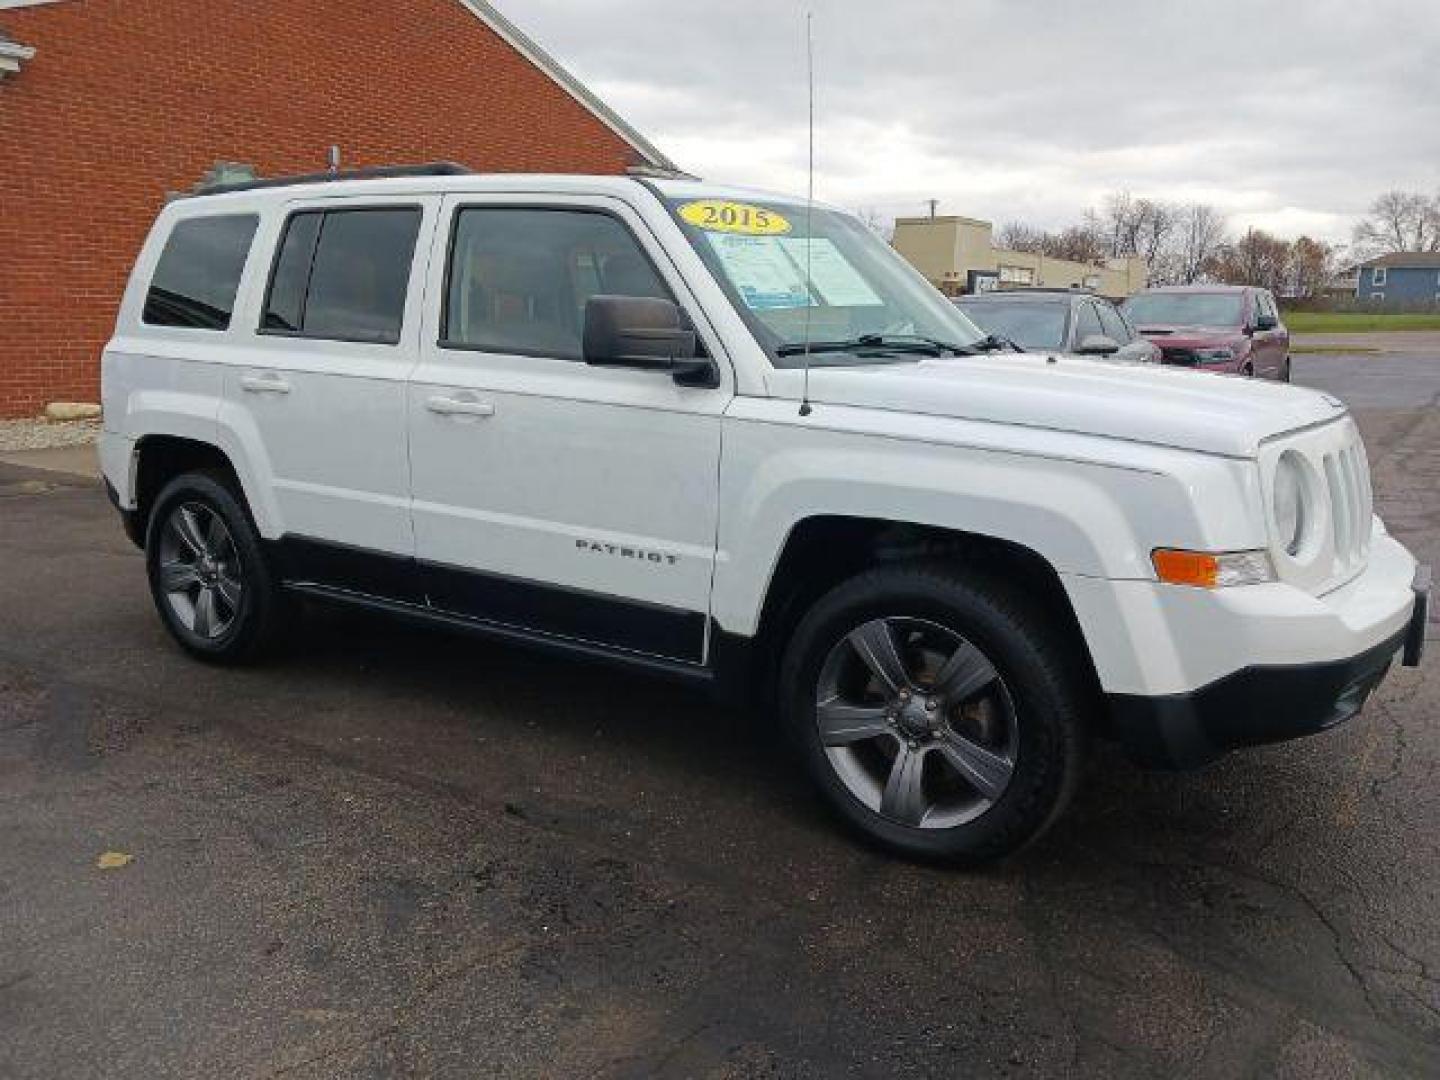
[583,295,717,388]
[1254,314,1278,332]
[1075,334,1121,356]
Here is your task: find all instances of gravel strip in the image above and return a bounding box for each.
[0,419,103,452]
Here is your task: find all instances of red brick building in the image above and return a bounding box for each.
[0,0,675,417]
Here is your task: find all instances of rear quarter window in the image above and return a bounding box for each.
[261,207,421,344]
[142,215,260,330]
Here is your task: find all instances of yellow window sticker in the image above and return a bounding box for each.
[679,200,791,236]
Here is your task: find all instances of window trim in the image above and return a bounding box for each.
[1070,299,1105,347]
[1095,298,1131,344]
[1372,267,1387,287]
[435,202,680,363]
[256,203,424,347]
[141,213,261,333]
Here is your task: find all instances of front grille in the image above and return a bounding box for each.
[1323,439,1372,571]
[1267,418,1374,594]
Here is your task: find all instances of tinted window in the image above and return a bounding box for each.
[262,208,420,343]
[143,215,258,330]
[1122,292,1246,328]
[262,212,321,332]
[444,208,670,359]
[1096,301,1131,343]
[1072,301,1104,345]
[953,300,1066,350]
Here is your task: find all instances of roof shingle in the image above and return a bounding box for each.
[1362,251,1440,269]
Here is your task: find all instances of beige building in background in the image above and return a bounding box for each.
[893,215,1148,299]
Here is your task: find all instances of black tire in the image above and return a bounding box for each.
[144,471,288,663]
[1282,356,1292,382]
[778,562,1087,864]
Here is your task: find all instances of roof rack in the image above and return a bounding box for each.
[191,162,471,196]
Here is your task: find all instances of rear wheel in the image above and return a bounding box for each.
[779,563,1086,863]
[145,472,287,662]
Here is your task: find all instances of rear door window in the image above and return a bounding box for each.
[143,215,259,330]
[262,207,421,344]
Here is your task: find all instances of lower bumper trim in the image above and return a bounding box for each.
[1106,622,1408,770]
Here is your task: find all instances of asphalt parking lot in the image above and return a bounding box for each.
[2,353,1438,1079]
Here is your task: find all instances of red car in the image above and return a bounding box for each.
[1121,285,1291,381]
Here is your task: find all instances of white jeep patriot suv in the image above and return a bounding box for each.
[100,164,1428,862]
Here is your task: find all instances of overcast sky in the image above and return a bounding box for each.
[504,0,1438,245]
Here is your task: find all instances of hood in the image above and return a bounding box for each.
[801,352,1345,458]
[1136,324,1249,350]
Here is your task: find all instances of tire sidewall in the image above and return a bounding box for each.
[144,473,278,661]
[780,567,1081,863]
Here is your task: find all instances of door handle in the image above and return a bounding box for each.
[425,395,495,418]
[240,374,291,394]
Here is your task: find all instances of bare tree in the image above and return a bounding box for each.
[1286,236,1337,299]
[853,207,894,242]
[1135,199,1175,264]
[995,221,1048,254]
[1099,191,1139,257]
[995,192,1230,288]
[1045,224,1108,266]
[1171,204,1228,284]
[1352,190,1440,256]
[1208,229,1292,293]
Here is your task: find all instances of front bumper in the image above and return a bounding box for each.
[1107,563,1429,769]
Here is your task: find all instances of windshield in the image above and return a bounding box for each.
[955,300,1066,350]
[664,195,986,366]
[1122,292,1245,328]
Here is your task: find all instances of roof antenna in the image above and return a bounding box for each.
[799,11,817,418]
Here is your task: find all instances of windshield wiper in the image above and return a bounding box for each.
[970,333,1024,353]
[776,333,974,358]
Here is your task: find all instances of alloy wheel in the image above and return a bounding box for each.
[157,502,243,640]
[815,616,1018,829]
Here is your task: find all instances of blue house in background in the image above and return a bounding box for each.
[1356,253,1440,306]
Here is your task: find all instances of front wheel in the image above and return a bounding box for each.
[145,472,287,662]
[779,563,1086,863]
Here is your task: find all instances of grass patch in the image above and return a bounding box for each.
[1284,311,1440,333]
[1291,344,1381,355]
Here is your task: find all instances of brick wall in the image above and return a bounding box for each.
[0,0,644,417]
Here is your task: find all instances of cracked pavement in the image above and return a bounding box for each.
[1,354,1438,1078]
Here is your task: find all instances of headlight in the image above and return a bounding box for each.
[1192,348,1234,364]
[1273,451,1306,555]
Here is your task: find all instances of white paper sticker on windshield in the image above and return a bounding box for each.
[779,238,882,307]
[706,234,815,310]
[706,234,883,312]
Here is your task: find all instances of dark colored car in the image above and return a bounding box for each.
[1121,285,1291,380]
[953,289,1160,364]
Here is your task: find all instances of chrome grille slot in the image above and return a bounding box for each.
[1324,453,1351,562]
[1322,440,1371,569]
[1345,441,1372,561]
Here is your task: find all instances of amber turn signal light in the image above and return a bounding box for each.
[1152,548,1275,589]
[1152,549,1219,588]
